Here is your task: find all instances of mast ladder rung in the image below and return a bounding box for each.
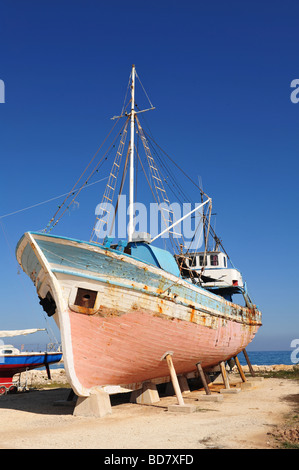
[156,186,166,192]
[169,231,181,237]
[103,196,112,202]
[152,175,162,181]
[95,220,107,226]
[107,184,114,190]
[97,208,110,215]
[160,207,174,213]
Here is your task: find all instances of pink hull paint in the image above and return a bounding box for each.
[69,307,259,389]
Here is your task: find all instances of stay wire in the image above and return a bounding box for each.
[45,117,129,232]
[44,112,126,232]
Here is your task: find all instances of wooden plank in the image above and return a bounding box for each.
[242,349,256,377]
[196,362,211,395]
[220,361,230,389]
[234,355,247,382]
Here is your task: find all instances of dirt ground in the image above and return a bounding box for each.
[0,375,298,450]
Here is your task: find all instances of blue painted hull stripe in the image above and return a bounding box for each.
[0,354,62,366]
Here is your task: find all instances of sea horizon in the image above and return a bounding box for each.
[9,342,298,368]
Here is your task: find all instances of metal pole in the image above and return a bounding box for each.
[151,198,211,243]
[128,64,135,243]
[196,362,211,395]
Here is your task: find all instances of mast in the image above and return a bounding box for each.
[128,64,136,242]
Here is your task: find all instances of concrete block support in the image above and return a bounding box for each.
[168,404,197,413]
[73,389,112,418]
[130,382,160,405]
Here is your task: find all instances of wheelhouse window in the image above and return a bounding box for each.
[210,254,219,266]
[187,255,197,268]
[199,255,207,266]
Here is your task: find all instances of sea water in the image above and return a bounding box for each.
[238,350,296,366]
[49,350,296,369]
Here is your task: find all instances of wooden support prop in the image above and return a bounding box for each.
[234,356,246,382]
[196,362,211,395]
[219,361,230,389]
[162,352,185,406]
[242,349,256,377]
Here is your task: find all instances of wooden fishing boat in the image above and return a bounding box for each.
[16,65,262,399]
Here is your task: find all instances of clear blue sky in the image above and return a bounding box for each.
[0,1,298,351]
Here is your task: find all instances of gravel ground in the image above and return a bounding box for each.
[0,372,298,449]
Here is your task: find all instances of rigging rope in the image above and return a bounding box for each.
[137,122,231,262]
[44,116,129,233]
[0,177,109,220]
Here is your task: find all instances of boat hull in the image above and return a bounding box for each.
[16,232,262,396]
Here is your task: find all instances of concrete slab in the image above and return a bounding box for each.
[168,404,197,413]
[220,388,241,394]
[196,394,224,402]
[240,382,254,389]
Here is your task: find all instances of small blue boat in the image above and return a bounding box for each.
[0,328,62,394]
